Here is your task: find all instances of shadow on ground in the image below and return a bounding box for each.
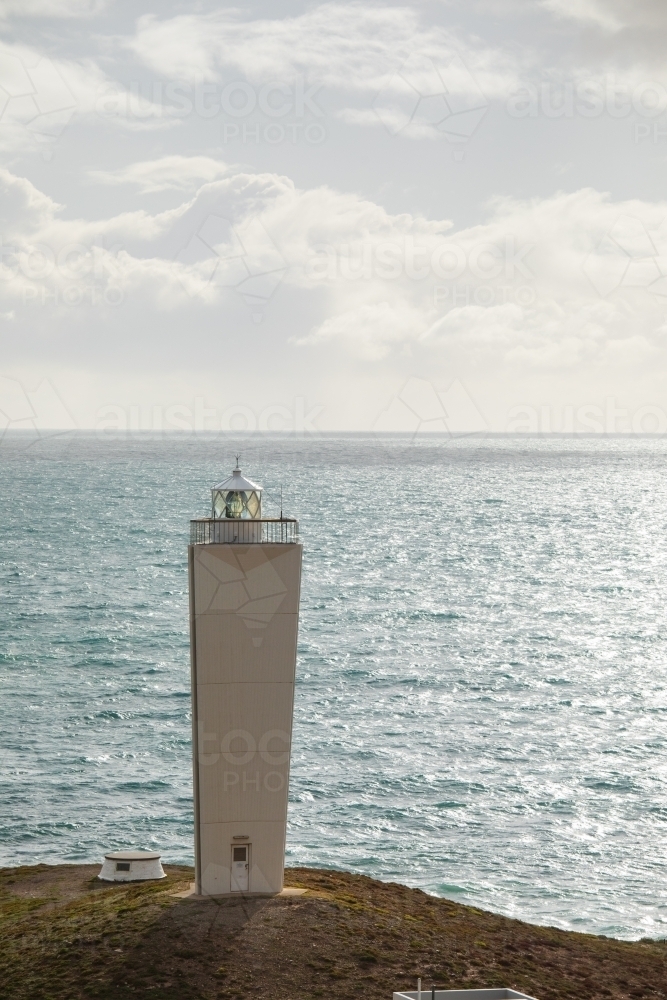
[1,864,666,1000]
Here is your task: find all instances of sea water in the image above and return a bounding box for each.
[1,432,667,941]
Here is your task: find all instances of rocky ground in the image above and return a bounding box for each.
[0,863,665,1000]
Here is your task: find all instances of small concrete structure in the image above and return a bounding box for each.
[98,851,166,882]
[394,991,539,1000]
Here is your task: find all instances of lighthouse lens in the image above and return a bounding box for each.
[225,491,244,518]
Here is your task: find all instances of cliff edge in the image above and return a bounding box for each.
[0,863,665,999]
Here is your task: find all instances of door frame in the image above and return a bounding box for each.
[230,842,250,892]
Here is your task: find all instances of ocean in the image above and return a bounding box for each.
[1,432,667,941]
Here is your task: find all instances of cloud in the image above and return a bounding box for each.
[294,300,427,360]
[0,42,80,154]
[538,0,667,77]
[2,1,667,434]
[289,185,667,369]
[540,0,623,30]
[0,168,63,233]
[0,39,172,156]
[3,164,667,379]
[540,0,667,32]
[0,168,176,308]
[123,4,667,144]
[0,0,107,17]
[89,155,231,193]
[127,4,520,99]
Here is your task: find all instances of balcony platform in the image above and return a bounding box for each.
[190,517,299,545]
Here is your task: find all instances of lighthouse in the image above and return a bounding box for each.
[188,463,302,896]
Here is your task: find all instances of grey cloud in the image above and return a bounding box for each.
[0,0,107,18]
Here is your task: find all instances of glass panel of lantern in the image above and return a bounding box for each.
[246,491,260,518]
[213,490,226,518]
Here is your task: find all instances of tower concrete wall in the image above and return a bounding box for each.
[188,541,302,896]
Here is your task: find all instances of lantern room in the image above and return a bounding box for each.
[211,463,262,520]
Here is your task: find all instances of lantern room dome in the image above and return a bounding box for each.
[212,468,262,494]
[211,464,263,520]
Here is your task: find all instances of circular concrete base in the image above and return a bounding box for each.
[98,850,166,882]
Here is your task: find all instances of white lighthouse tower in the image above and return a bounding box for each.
[188,462,302,896]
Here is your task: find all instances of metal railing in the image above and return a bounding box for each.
[190,518,299,545]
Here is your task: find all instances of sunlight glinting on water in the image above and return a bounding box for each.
[1,433,667,940]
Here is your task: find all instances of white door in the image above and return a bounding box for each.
[231,845,249,892]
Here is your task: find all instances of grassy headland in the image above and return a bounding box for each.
[0,864,665,1000]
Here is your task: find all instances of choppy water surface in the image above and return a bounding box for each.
[2,432,667,940]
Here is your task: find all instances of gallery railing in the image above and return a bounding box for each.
[190,518,299,545]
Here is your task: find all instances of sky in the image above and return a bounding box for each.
[1,0,667,435]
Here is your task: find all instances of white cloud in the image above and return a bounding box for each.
[89,155,231,193]
[123,4,667,145]
[0,168,63,234]
[0,42,80,154]
[127,4,520,99]
[295,300,427,360]
[0,39,173,156]
[0,168,176,307]
[4,163,667,384]
[287,185,667,369]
